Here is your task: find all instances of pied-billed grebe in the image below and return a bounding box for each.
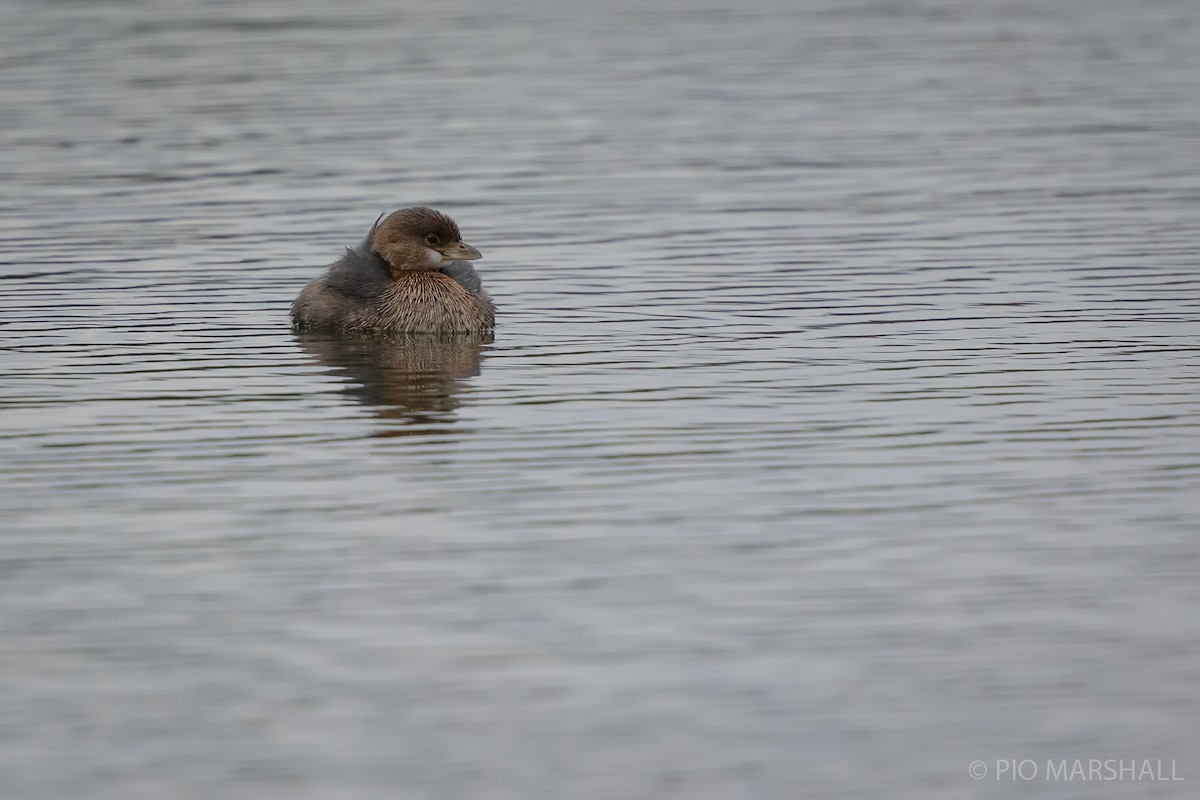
[291,207,495,333]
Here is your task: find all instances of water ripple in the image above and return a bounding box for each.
[2,0,1199,798]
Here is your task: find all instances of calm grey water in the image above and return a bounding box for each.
[2,0,1198,797]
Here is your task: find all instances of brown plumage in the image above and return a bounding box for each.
[291,207,495,333]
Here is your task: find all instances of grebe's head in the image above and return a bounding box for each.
[370,207,482,276]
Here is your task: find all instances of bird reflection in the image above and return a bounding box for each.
[295,330,491,436]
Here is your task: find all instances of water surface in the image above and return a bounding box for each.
[1,0,1198,797]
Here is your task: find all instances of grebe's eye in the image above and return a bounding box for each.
[424,233,439,245]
